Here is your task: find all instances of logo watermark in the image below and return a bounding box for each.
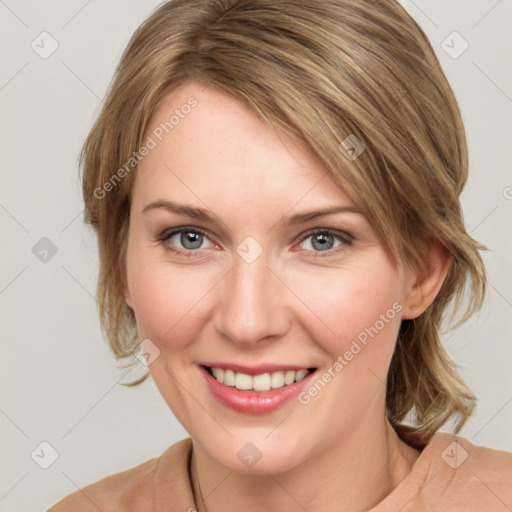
[237,442,263,468]
[338,134,365,161]
[441,441,468,469]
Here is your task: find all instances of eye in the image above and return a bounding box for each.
[297,228,352,257]
[158,227,214,256]
[157,226,353,258]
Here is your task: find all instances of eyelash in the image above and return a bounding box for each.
[156,226,353,259]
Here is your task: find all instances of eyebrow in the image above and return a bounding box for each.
[142,200,362,228]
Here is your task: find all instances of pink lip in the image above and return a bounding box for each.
[199,362,314,376]
[199,365,316,415]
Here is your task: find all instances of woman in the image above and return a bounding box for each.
[50,0,512,510]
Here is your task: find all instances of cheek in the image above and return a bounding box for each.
[126,247,219,348]
[289,262,404,350]
[291,266,404,422]
[127,238,404,371]
[130,267,192,341]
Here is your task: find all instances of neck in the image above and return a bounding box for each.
[190,410,420,512]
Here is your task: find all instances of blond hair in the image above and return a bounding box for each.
[80,0,486,446]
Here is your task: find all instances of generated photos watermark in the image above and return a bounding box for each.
[93,96,198,200]
[298,301,402,405]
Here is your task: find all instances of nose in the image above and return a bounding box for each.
[213,247,290,346]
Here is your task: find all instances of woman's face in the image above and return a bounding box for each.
[124,81,419,474]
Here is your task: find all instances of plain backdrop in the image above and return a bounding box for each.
[0,1,511,510]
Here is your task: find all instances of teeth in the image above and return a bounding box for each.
[235,372,253,390]
[295,369,309,381]
[270,371,284,389]
[253,373,271,391]
[224,369,235,386]
[212,367,224,383]
[209,367,311,391]
[284,370,295,385]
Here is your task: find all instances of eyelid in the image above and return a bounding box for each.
[297,227,353,245]
[158,225,211,241]
[157,226,218,250]
[157,225,353,257]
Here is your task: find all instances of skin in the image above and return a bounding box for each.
[123,81,451,512]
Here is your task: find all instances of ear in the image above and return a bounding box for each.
[124,287,133,309]
[401,240,452,320]
[120,266,134,309]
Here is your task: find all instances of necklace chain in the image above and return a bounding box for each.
[191,448,206,512]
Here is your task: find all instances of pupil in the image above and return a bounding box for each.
[182,232,202,249]
[313,233,333,251]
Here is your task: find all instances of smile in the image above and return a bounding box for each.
[199,364,318,414]
[204,366,314,391]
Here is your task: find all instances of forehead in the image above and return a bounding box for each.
[132,81,356,220]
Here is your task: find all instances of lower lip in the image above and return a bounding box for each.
[200,366,316,414]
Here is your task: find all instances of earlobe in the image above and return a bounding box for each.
[124,288,133,309]
[401,240,452,320]
[120,268,133,309]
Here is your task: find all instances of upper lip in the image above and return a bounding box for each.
[200,362,316,376]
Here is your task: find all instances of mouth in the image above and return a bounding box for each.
[200,363,317,414]
[201,365,317,392]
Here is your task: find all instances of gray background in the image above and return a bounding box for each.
[0,1,511,510]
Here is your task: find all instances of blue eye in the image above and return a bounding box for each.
[159,227,213,254]
[297,229,353,257]
[157,227,352,258]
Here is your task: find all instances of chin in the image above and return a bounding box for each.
[196,429,311,476]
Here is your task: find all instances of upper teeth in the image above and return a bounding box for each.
[210,368,310,391]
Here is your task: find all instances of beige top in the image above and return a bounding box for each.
[49,432,512,511]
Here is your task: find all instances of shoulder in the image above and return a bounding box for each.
[426,432,512,475]
[48,438,193,512]
[416,433,512,510]
[48,458,158,512]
